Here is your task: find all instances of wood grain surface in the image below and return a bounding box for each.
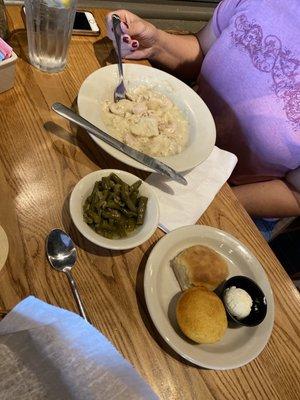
[0,6,299,400]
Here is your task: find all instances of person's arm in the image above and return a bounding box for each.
[232,179,300,218]
[145,31,203,81]
[149,19,217,80]
[106,10,216,81]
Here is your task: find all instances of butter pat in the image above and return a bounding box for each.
[223,286,253,319]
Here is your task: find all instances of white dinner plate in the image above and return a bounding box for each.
[0,225,9,273]
[77,64,216,172]
[144,225,274,370]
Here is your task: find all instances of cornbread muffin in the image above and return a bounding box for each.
[176,287,227,344]
[171,245,229,291]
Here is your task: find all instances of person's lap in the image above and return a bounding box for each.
[252,218,279,242]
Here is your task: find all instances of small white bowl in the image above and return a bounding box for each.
[69,169,160,250]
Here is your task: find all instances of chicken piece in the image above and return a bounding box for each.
[147,94,173,111]
[132,102,148,115]
[147,98,164,111]
[126,87,148,102]
[130,116,159,137]
[109,99,133,116]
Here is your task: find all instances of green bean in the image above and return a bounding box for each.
[90,190,99,209]
[124,218,137,232]
[102,209,122,220]
[97,189,109,201]
[120,208,137,218]
[98,220,116,232]
[121,188,137,212]
[110,173,123,184]
[102,176,112,190]
[83,214,94,225]
[91,182,100,197]
[107,191,115,202]
[130,180,142,192]
[106,200,121,210]
[88,210,102,224]
[83,195,92,212]
[92,189,108,209]
[130,190,138,206]
[113,194,124,206]
[121,181,130,194]
[113,183,121,194]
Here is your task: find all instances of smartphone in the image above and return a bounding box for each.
[21,7,100,36]
[73,11,100,36]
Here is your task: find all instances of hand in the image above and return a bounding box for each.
[106,10,160,59]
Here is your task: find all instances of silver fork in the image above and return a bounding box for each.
[112,14,126,102]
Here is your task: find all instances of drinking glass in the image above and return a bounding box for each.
[0,0,9,40]
[24,0,77,73]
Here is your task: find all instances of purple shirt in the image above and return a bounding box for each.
[197,0,300,184]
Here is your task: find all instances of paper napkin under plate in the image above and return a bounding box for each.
[0,296,158,400]
[146,147,237,232]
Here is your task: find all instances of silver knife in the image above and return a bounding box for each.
[52,102,187,185]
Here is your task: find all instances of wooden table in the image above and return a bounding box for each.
[1,6,299,400]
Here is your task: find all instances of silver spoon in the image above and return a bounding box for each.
[112,14,126,102]
[46,228,88,322]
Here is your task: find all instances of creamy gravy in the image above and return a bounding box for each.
[101,86,189,157]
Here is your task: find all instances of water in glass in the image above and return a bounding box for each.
[24,0,77,73]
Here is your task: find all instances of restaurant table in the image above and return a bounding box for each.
[0,6,299,400]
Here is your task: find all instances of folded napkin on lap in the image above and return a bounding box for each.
[0,296,158,400]
[146,147,237,232]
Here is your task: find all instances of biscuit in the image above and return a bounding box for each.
[171,245,228,291]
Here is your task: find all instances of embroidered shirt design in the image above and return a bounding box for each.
[231,14,300,128]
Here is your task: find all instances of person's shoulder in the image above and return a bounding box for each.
[213,0,299,38]
[212,0,250,37]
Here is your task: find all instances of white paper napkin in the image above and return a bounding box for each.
[146,147,237,232]
[0,296,158,400]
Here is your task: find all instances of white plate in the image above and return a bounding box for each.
[0,225,8,273]
[144,225,274,370]
[77,64,216,172]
